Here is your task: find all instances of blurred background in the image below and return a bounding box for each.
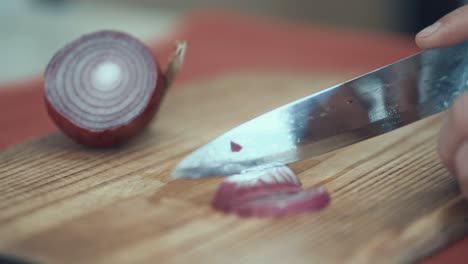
[0,0,466,84]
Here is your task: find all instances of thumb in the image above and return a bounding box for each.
[455,141,468,197]
[416,4,468,49]
[437,95,468,197]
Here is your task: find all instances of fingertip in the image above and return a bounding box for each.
[415,22,442,49]
[415,5,468,49]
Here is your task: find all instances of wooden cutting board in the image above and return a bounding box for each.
[1,72,467,264]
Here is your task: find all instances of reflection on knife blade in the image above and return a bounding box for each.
[172,41,468,178]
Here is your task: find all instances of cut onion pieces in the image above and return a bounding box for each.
[44,30,186,147]
[232,187,330,218]
[212,165,302,211]
[212,164,330,218]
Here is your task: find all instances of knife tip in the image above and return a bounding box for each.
[170,167,195,179]
[170,164,208,179]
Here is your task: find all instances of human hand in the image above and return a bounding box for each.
[415,5,468,196]
[416,4,468,49]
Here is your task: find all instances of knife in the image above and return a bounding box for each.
[172,41,468,178]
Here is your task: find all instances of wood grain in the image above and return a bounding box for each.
[1,72,467,264]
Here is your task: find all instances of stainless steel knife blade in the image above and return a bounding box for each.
[172,41,468,178]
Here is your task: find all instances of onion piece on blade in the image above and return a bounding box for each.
[230,141,243,152]
[44,30,186,147]
[211,164,331,218]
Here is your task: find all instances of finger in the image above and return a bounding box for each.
[437,115,453,173]
[454,141,468,197]
[416,4,468,49]
[437,93,468,175]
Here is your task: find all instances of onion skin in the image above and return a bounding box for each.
[43,30,181,148]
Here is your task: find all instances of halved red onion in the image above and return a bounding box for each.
[44,30,185,147]
[212,164,330,217]
[212,165,302,211]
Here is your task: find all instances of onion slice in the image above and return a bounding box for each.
[231,188,330,218]
[212,165,302,211]
[44,30,185,147]
[212,164,330,217]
